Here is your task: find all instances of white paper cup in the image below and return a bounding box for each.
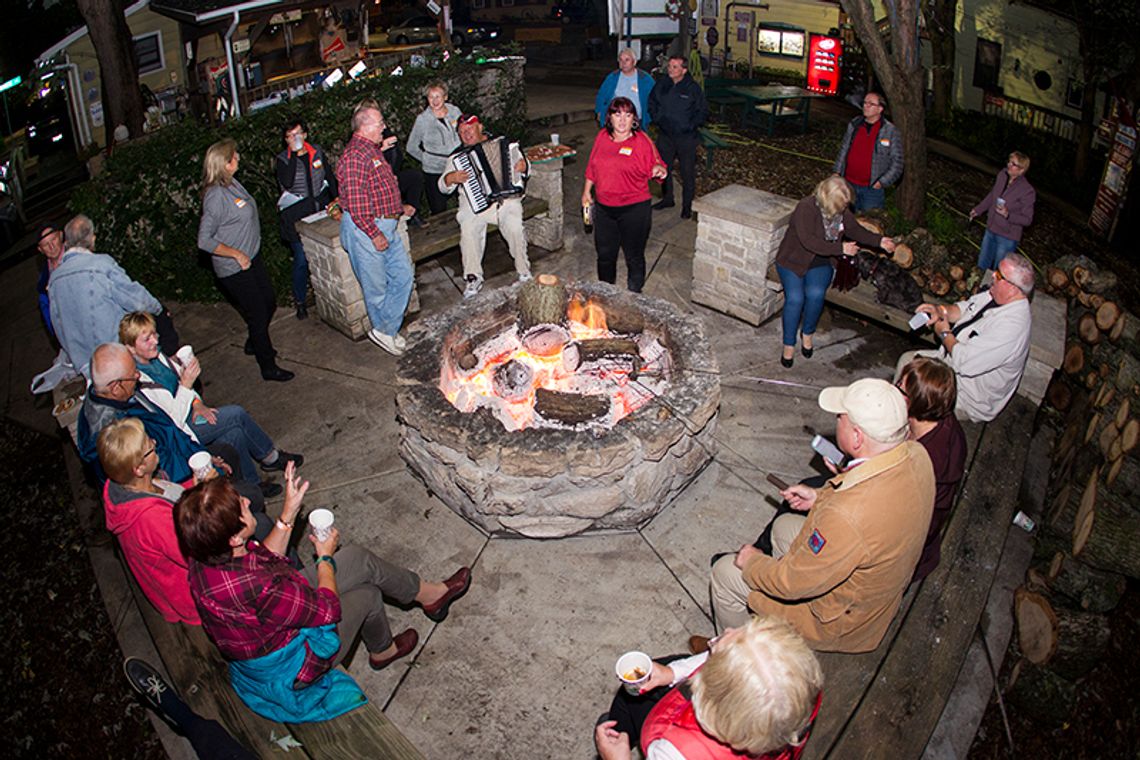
[995,197,1006,210]
[551,133,560,145]
[188,451,213,479]
[175,344,195,364]
[615,651,653,695]
[309,508,335,541]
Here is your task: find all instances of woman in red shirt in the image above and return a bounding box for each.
[582,97,667,292]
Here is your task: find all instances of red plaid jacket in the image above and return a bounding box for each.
[335,134,403,239]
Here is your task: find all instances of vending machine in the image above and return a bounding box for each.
[807,34,842,95]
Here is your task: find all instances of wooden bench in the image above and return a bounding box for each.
[803,397,1035,758]
[698,127,730,172]
[127,564,425,759]
[407,195,549,265]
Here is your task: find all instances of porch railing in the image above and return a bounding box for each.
[981,90,1080,142]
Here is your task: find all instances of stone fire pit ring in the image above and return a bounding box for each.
[395,281,721,538]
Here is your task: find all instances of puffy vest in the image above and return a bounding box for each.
[640,676,822,760]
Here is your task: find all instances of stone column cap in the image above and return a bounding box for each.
[692,184,797,229]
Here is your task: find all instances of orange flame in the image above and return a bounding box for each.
[567,296,609,339]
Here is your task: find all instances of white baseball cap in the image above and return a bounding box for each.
[818,378,909,444]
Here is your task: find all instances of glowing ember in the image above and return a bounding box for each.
[441,299,671,431]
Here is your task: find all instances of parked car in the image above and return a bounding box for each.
[449,19,502,48]
[387,16,441,45]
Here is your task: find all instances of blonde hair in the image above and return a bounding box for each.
[98,418,150,484]
[119,311,157,348]
[424,80,448,98]
[814,175,853,217]
[691,617,823,755]
[1009,151,1030,171]
[202,138,237,193]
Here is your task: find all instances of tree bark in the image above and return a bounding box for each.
[840,0,927,224]
[1048,552,1127,613]
[77,0,144,140]
[534,388,610,425]
[1005,661,1077,726]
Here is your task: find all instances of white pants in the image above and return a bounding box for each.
[709,513,804,632]
[457,198,529,281]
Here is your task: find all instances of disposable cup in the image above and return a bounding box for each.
[309,508,335,541]
[615,651,653,695]
[551,133,560,145]
[188,451,213,479]
[175,345,195,364]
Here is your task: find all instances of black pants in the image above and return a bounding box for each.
[152,306,180,357]
[398,168,424,211]
[216,254,277,371]
[423,172,450,214]
[656,131,698,213]
[595,199,652,292]
[604,654,689,748]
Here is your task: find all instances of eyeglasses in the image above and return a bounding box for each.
[108,372,140,388]
[993,269,1006,283]
[863,101,883,108]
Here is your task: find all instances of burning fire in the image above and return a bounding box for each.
[441,298,669,431]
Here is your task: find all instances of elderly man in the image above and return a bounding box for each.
[833,91,903,211]
[595,48,654,127]
[78,344,273,506]
[439,113,531,299]
[898,252,1035,423]
[335,104,416,356]
[709,378,935,653]
[48,214,171,376]
[648,55,708,220]
[35,226,64,338]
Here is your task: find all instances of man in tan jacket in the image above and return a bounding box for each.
[710,378,935,653]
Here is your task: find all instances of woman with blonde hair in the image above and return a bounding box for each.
[595,616,824,759]
[406,80,462,214]
[969,151,1035,277]
[774,175,896,368]
[198,138,293,382]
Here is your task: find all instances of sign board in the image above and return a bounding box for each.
[232,38,251,54]
[0,75,22,93]
[1089,117,1135,240]
[89,101,104,128]
[608,0,694,38]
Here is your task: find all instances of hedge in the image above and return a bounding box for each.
[70,48,528,304]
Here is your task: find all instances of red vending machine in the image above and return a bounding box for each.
[807,34,842,95]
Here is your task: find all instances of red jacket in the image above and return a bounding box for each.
[640,674,822,759]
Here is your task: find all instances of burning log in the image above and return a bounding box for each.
[518,274,568,332]
[492,360,534,401]
[562,339,642,372]
[520,324,570,357]
[534,388,610,425]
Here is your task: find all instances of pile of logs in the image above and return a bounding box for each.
[1007,255,1139,724]
[853,218,978,299]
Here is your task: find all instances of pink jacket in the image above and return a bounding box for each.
[103,480,200,625]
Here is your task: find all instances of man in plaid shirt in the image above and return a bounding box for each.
[336,105,417,356]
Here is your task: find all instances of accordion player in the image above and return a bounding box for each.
[448,136,527,214]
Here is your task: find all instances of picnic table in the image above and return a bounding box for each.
[724,84,821,135]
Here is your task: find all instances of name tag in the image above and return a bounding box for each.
[879,138,891,147]
[619,146,633,156]
[312,159,322,168]
[372,158,383,168]
[234,198,247,208]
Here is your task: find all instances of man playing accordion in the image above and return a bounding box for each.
[440,113,532,299]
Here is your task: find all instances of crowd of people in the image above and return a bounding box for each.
[30,53,1047,757]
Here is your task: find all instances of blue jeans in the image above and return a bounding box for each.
[289,240,309,305]
[339,212,413,337]
[778,263,834,346]
[977,229,1018,271]
[191,405,274,484]
[852,184,885,211]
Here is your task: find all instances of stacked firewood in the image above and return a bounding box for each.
[1007,255,1139,723]
[854,217,978,299]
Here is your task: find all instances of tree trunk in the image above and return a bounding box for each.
[928,0,957,119]
[77,0,144,140]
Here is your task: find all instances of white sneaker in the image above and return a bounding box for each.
[367,328,405,356]
[517,271,533,284]
[394,333,407,351]
[463,275,484,299]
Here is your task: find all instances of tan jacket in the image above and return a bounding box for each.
[744,441,935,653]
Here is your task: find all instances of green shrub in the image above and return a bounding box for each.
[70,50,527,304]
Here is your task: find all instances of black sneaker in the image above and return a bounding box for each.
[652,199,675,210]
[259,480,283,499]
[261,450,303,472]
[124,658,179,718]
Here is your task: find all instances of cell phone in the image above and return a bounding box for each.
[811,435,845,467]
[909,312,931,330]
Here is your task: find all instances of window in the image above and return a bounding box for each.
[972,39,1001,91]
[756,25,805,59]
[133,31,164,75]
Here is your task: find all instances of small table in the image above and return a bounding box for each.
[723,85,821,135]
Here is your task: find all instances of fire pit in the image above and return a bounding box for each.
[396,279,720,538]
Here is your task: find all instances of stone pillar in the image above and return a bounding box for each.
[690,184,797,325]
[298,214,412,340]
[524,157,565,251]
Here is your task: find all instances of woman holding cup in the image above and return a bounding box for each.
[969,151,1035,278]
[595,617,823,760]
[119,312,301,493]
[406,81,462,215]
[174,468,472,720]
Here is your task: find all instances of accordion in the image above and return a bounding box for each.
[453,136,525,213]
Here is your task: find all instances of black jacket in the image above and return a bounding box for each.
[648,73,709,137]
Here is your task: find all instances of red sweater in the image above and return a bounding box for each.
[585,129,663,207]
[843,119,882,187]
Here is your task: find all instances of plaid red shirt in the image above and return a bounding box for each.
[335,134,403,239]
[189,541,341,687]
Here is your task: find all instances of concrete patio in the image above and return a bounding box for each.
[0,87,1038,759]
